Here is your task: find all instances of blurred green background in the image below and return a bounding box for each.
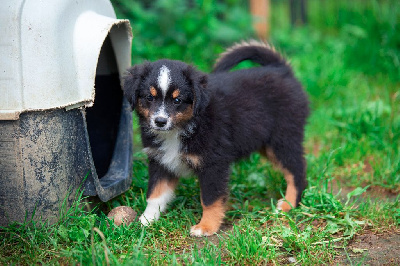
[111,0,400,191]
[111,0,253,70]
[111,0,400,80]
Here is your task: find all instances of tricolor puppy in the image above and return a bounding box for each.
[123,41,309,237]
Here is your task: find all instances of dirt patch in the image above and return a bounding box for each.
[193,225,400,265]
[328,180,399,203]
[190,223,233,248]
[334,231,400,265]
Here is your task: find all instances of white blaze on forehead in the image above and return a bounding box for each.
[157,65,171,97]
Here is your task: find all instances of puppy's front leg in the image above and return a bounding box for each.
[190,166,229,237]
[140,160,178,226]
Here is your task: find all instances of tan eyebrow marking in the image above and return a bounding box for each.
[150,86,157,97]
[172,89,180,99]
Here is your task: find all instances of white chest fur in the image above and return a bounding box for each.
[150,130,192,177]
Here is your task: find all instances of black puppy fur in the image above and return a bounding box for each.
[123,41,309,236]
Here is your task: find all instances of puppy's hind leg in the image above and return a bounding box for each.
[264,146,307,212]
[139,160,179,226]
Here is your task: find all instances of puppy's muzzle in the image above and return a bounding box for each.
[155,117,168,128]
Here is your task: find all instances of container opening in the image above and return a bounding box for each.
[86,35,122,178]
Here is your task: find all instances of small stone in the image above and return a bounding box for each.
[107,206,137,226]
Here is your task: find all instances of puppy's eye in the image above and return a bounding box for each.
[146,95,154,102]
[173,98,182,105]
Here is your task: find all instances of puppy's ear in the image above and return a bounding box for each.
[183,66,209,115]
[123,62,150,110]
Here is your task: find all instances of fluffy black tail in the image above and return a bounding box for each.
[212,40,287,73]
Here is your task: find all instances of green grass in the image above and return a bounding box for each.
[1,0,400,264]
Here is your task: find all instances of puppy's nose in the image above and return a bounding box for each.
[155,117,168,127]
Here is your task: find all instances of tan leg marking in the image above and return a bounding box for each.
[263,147,281,167]
[263,147,298,212]
[190,198,225,237]
[140,178,179,226]
[278,169,297,212]
[185,154,202,169]
[148,178,179,199]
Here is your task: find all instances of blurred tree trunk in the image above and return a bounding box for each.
[290,0,307,26]
[250,0,270,39]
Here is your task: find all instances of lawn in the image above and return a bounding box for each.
[1,0,399,264]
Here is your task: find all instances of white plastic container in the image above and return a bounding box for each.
[0,0,132,118]
[0,0,134,225]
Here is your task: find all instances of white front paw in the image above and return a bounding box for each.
[190,226,205,237]
[276,198,285,210]
[190,224,217,237]
[275,198,292,212]
[139,214,155,226]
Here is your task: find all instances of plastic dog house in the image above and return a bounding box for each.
[0,0,133,226]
